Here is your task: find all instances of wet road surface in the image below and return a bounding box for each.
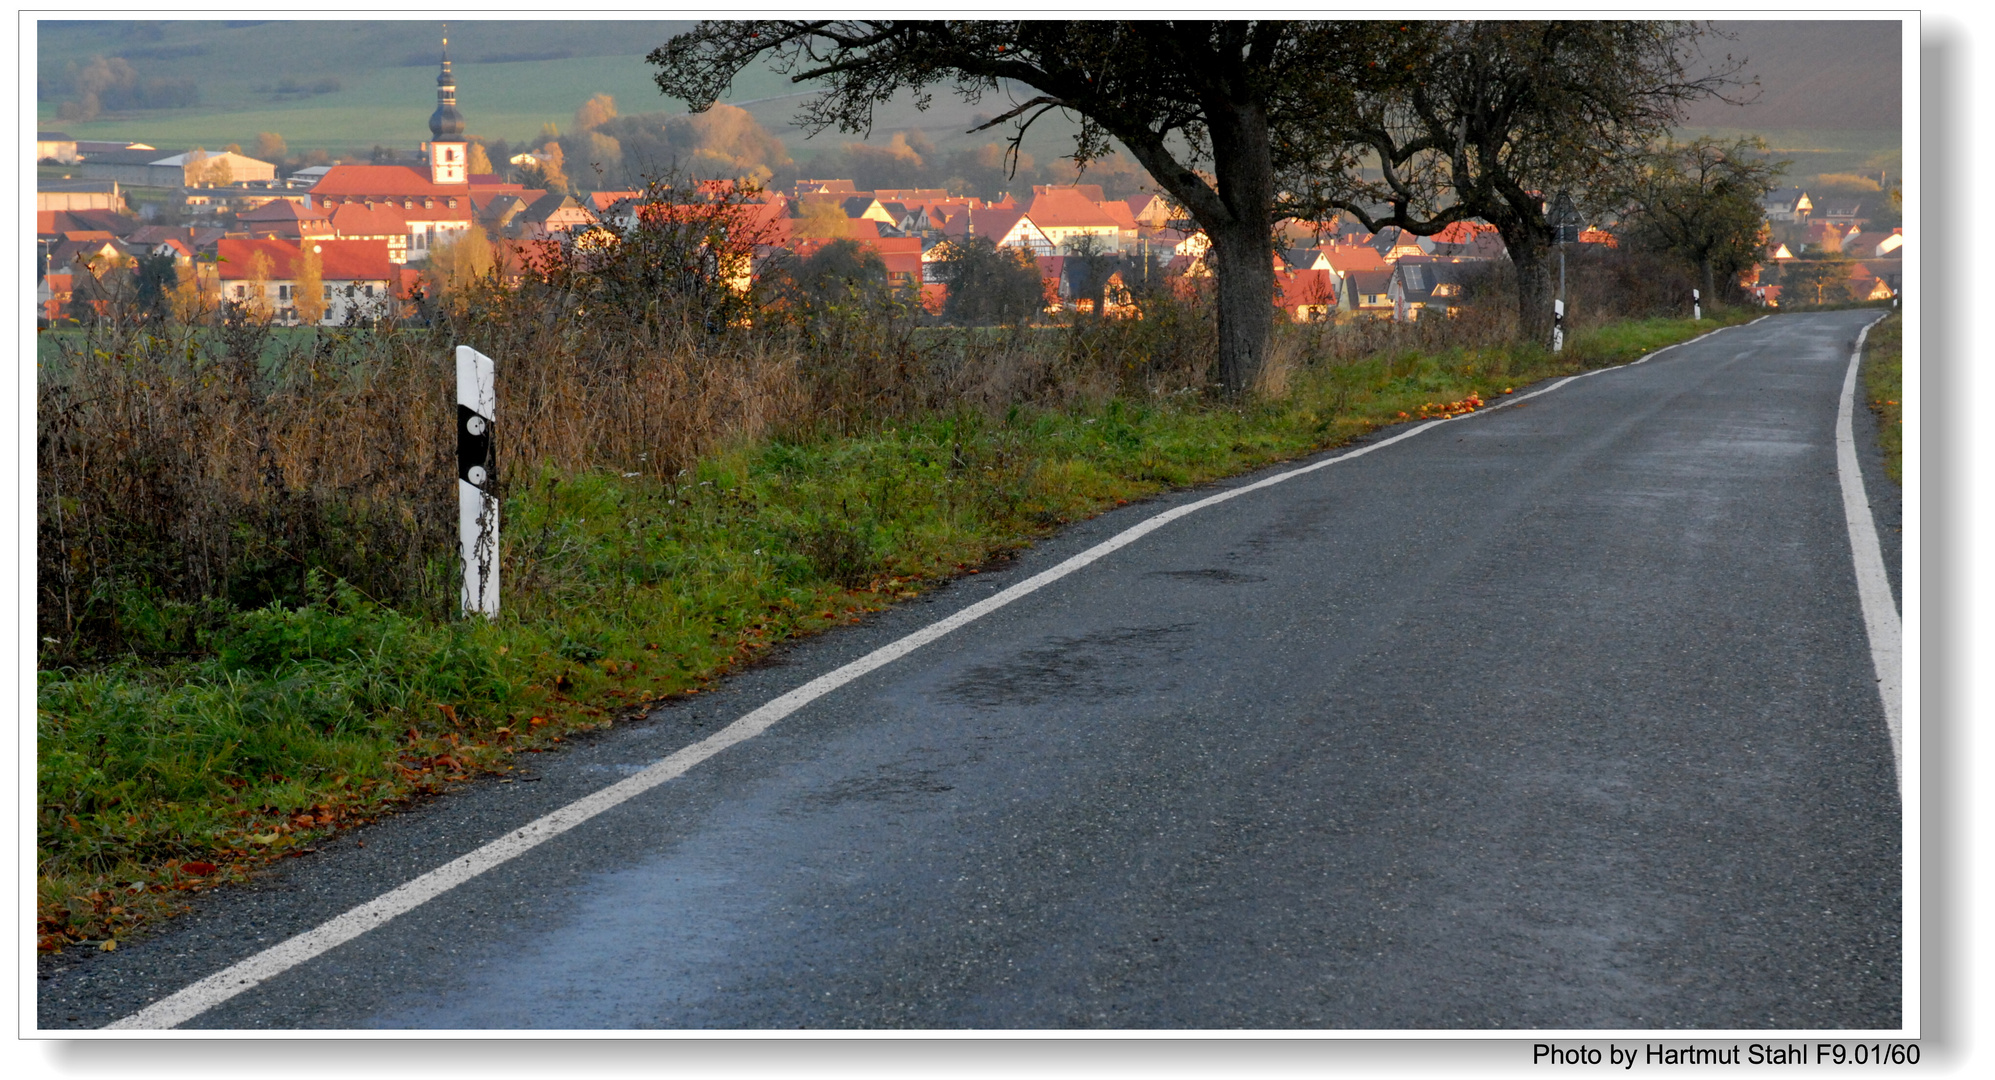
[47,310,1900,1030]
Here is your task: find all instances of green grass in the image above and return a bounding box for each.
[35,309,1754,951]
[1863,313,1902,484]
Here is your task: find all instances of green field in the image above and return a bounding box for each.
[1676,125,1901,187]
[33,18,1081,164]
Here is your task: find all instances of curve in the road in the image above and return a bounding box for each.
[94,312,1900,1031]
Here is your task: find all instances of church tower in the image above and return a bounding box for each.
[428,35,468,185]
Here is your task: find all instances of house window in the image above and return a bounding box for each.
[323,284,333,298]
[363,285,374,297]
[234,284,246,298]
[278,284,292,300]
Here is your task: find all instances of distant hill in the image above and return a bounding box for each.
[1679,20,1902,131]
[35,18,1899,174]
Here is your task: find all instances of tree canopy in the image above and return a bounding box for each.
[652,20,1740,369]
[1616,136,1786,305]
[651,20,1397,394]
[930,237,1044,327]
[1305,20,1741,341]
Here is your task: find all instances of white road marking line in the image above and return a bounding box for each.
[101,319,1763,1030]
[107,423,1458,1031]
[1479,319,1746,416]
[1836,315,1902,787]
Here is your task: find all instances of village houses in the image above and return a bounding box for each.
[34,35,1900,327]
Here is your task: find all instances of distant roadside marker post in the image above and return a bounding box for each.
[457,346,498,618]
[1693,287,1702,321]
[1549,190,1579,353]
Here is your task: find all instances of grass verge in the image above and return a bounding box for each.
[37,308,1756,952]
[1862,313,1902,484]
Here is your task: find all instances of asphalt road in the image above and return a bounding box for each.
[44,309,1901,1030]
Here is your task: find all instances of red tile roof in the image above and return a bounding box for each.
[872,187,948,201]
[330,203,409,237]
[216,237,395,281]
[38,208,137,237]
[238,199,328,223]
[1097,201,1138,230]
[310,164,466,197]
[1024,187,1119,228]
[1277,268,1338,309]
[587,191,639,212]
[942,206,1030,242]
[1429,220,1499,245]
[1035,183,1105,203]
[1317,245,1389,273]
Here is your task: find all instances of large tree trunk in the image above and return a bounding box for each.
[1116,89,1276,395]
[1506,227,1556,347]
[1206,222,1276,393]
[1700,255,1717,311]
[1204,101,1277,396]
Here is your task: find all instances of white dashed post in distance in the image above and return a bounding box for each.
[457,345,498,618]
[1693,288,1702,321]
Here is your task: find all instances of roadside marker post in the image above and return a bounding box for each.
[1549,190,1578,353]
[457,345,498,618]
[1693,288,1702,321]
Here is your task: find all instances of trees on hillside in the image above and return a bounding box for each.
[586,103,792,188]
[1615,136,1785,306]
[1300,21,1740,345]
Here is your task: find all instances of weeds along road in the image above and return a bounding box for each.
[51,309,1901,1031]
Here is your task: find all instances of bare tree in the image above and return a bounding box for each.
[1298,21,1744,344]
[650,20,1393,395]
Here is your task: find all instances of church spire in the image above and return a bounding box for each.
[429,28,465,141]
[427,26,468,184]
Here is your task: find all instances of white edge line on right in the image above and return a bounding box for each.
[1836,314,1903,789]
[100,314,1763,1032]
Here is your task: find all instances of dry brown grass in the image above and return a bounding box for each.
[38,226,1705,666]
